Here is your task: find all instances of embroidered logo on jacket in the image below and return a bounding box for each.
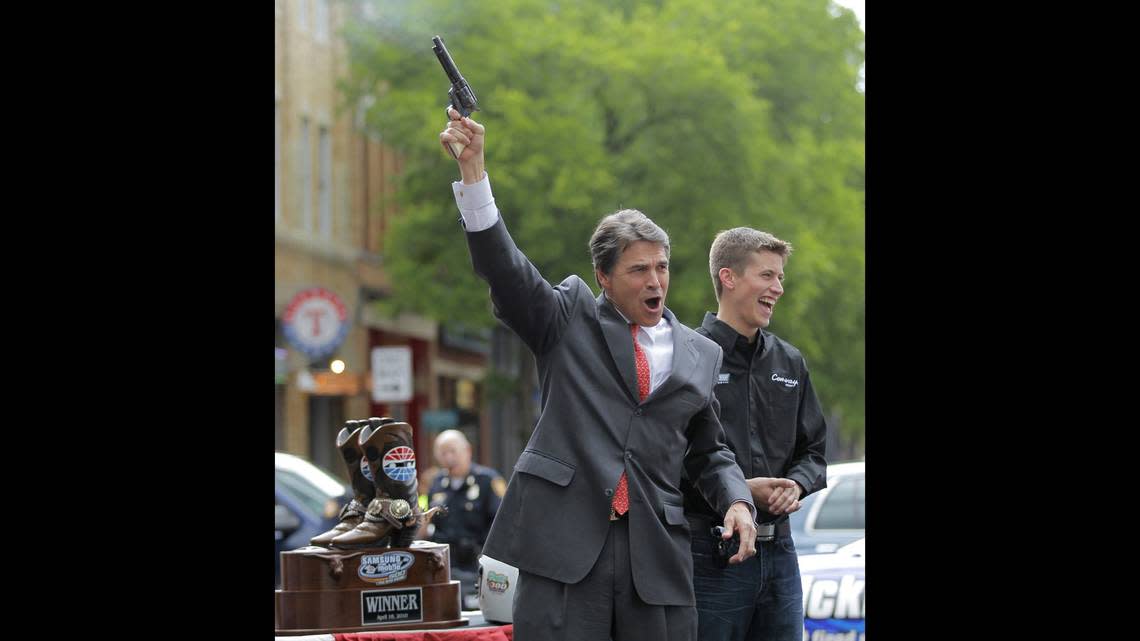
[771,372,799,388]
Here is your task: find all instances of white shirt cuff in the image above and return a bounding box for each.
[452,172,499,232]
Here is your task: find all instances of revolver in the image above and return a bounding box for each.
[710,526,739,569]
[431,35,479,159]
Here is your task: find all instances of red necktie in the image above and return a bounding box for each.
[612,324,650,516]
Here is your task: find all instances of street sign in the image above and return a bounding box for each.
[371,346,413,403]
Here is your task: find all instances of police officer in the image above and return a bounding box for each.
[424,429,505,604]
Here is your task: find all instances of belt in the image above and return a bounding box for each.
[755,519,792,541]
[687,514,791,542]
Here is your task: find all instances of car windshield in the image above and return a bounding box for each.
[813,473,865,530]
[275,453,347,515]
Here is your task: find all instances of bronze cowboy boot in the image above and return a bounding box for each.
[309,419,378,546]
[330,417,424,548]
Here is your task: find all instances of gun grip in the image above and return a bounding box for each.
[444,106,468,159]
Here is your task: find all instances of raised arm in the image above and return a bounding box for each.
[439,108,580,355]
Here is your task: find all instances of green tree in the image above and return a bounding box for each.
[341,0,865,451]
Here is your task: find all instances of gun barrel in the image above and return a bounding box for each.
[432,36,464,84]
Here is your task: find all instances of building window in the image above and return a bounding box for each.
[308,396,345,474]
[275,100,282,223]
[296,0,308,31]
[314,0,329,43]
[318,126,331,239]
[300,117,312,232]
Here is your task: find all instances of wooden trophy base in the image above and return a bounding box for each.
[275,540,469,635]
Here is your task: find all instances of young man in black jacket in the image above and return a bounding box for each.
[683,227,830,641]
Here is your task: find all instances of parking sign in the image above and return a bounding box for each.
[371,346,412,403]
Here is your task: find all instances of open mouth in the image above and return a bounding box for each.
[759,298,775,312]
[644,297,662,312]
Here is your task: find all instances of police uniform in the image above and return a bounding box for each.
[427,462,506,572]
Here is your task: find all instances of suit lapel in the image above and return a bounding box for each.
[649,309,698,401]
[596,293,641,403]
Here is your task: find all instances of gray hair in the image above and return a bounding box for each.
[588,209,670,288]
[709,227,792,300]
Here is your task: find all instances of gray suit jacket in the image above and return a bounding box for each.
[469,218,753,606]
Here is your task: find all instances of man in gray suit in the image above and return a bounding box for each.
[439,108,760,641]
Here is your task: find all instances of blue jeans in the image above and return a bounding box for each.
[691,528,804,641]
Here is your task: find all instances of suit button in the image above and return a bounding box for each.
[635,408,643,416]
[605,488,614,497]
[625,452,632,459]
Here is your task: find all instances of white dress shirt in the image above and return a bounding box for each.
[607,304,674,395]
[452,172,500,232]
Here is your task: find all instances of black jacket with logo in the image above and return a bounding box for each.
[683,313,828,524]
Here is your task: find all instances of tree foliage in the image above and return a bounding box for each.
[340,0,865,446]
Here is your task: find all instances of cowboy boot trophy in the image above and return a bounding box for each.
[330,417,425,548]
[308,419,378,546]
[277,419,466,634]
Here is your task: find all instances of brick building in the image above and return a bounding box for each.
[274,0,489,475]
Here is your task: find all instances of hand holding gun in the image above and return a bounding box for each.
[432,36,479,159]
[710,526,739,569]
[440,106,485,184]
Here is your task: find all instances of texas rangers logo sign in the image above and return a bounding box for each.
[282,287,349,359]
[383,446,416,484]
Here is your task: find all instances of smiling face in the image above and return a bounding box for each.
[718,250,785,334]
[597,240,670,328]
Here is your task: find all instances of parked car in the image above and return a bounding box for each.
[790,460,865,555]
[799,537,865,638]
[275,451,352,587]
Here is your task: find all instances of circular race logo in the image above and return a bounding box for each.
[282,287,349,359]
[486,571,510,594]
[382,446,417,483]
[360,458,375,482]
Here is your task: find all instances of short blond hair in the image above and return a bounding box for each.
[709,227,792,300]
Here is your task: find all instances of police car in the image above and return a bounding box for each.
[790,461,865,555]
[799,537,865,641]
